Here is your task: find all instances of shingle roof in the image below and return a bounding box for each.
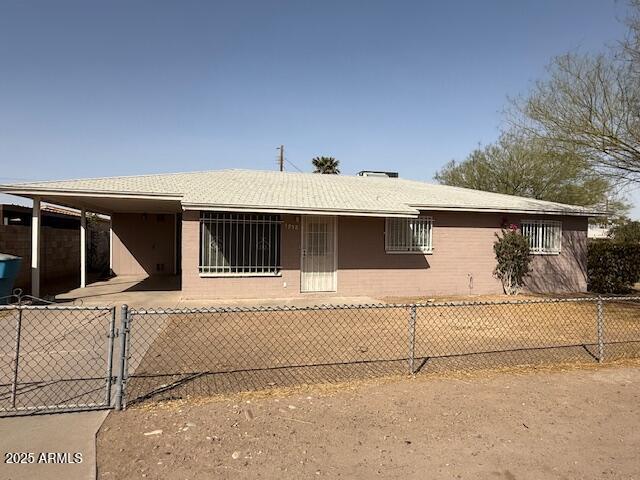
[0,169,601,217]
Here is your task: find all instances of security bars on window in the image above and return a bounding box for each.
[199,212,282,275]
[385,217,433,253]
[521,220,562,254]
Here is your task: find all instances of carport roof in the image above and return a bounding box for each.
[0,169,603,217]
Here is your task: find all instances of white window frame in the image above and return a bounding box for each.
[385,217,433,254]
[521,219,562,255]
[199,212,282,276]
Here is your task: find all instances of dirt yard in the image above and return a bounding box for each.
[123,297,640,404]
[98,361,640,479]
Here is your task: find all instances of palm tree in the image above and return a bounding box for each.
[311,156,340,174]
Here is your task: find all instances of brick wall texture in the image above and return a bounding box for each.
[0,224,80,293]
[0,220,109,295]
[179,210,588,300]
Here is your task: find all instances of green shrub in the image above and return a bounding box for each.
[587,240,640,293]
[494,227,532,295]
[608,219,640,244]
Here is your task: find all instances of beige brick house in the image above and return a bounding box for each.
[0,169,599,299]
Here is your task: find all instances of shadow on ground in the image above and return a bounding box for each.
[124,341,640,405]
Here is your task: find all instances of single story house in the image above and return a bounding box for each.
[0,169,600,299]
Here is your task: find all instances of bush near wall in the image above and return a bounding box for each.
[587,240,640,293]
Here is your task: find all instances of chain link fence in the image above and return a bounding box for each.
[1,296,638,415]
[0,304,116,416]
[119,296,640,407]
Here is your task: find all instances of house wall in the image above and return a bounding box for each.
[525,216,588,293]
[338,213,587,296]
[181,211,302,298]
[180,210,588,299]
[111,213,176,276]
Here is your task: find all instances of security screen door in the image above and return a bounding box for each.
[301,216,337,292]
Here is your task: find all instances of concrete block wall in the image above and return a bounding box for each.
[181,212,302,298]
[180,210,588,300]
[0,224,81,293]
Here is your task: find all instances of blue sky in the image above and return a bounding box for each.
[1,0,637,215]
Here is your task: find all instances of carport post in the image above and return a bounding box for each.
[109,224,113,274]
[408,305,417,374]
[31,197,41,297]
[115,305,129,410]
[80,208,87,288]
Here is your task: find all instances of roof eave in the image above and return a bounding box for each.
[0,186,183,201]
[409,205,605,217]
[182,203,419,218]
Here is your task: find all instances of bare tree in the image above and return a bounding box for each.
[622,0,640,72]
[510,3,640,183]
[511,53,640,183]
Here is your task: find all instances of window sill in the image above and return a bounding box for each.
[199,272,283,278]
[385,250,433,255]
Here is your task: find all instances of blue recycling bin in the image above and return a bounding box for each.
[0,254,22,304]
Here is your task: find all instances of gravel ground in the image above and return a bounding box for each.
[98,361,640,479]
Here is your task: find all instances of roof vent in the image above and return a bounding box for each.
[357,171,398,178]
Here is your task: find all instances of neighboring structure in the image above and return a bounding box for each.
[588,223,611,240]
[0,203,109,295]
[357,170,399,178]
[0,170,601,298]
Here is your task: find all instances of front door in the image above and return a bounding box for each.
[301,216,337,292]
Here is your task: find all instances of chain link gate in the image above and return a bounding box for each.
[4,296,634,414]
[0,304,117,416]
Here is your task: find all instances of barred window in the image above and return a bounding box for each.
[199,213,282,275]
[385,217,433,253]
[521,220,562,254]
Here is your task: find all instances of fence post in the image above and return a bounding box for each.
[104,307,117,407]
[408,305,417,374]
[597,296,604,363]
[10,306,23,409]
[122,307,132,410]
[114,305,129,410]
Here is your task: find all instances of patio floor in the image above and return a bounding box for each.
[54,274,380,308]
[55,275,183,307]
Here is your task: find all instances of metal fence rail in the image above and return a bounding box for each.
[0,304,116,416]
[117,296,640,407]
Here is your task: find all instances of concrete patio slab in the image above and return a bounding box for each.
[56,275,182,307]
[0,410,108,480]
[54,274,381,309]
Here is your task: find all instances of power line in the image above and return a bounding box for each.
[285,158,304,173]
[274,144,304,173]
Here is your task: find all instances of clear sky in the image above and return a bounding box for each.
[1,0,638,215]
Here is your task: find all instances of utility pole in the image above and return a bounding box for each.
[277,145,284,172]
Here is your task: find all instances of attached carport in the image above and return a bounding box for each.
[0,186,182,297]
